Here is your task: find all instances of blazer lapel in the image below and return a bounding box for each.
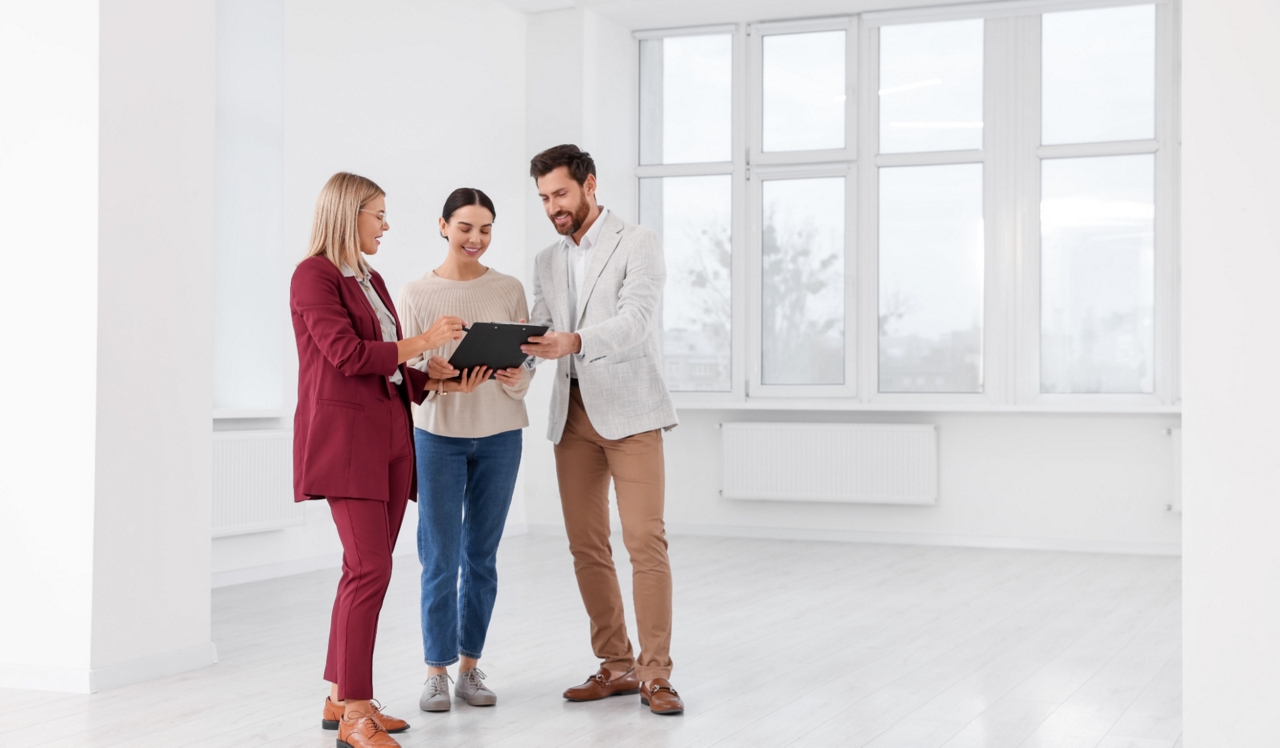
[550,241,572,328]
[371,272,416,386]
[369,272,401,338]
[577,213,624,322]
[343,275,382,335]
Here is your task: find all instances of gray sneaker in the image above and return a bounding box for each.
[419,673,452,712]
[455,668,497,706]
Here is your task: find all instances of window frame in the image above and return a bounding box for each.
[1010,2,1181,409]
[746,16,858,398]
[636,0,1180,413]
[635,23,747,404]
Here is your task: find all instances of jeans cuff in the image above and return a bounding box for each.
[425,655,459,667]
[459,648,483,660]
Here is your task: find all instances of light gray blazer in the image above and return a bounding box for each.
[530,211,678,444]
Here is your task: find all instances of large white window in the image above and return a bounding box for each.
[636,0,1178,411]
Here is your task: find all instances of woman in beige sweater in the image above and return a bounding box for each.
[399,188,532,714]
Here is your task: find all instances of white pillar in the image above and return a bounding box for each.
[1182,0,1280,743]
[0,0,217,693]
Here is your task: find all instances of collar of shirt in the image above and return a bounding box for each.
[340,262,368,282]
[562,207,609,253]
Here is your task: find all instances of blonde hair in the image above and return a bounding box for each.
[303,172,385,274]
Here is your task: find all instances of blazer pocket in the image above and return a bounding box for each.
[605,358,664,417]
[599,346,647,365]
[303,401,358,486]
[318,398,364,411]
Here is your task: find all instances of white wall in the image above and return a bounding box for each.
[1182,0,1280,744]
[90,0,218,687]
[212,0,531,581]
[639,411,1179,552]
[520,8,642,538]
[0,0,218,692]
[0,0,101,686]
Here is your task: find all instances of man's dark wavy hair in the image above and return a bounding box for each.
[529,144,596,185]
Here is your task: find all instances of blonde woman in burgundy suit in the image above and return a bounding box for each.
[290,172,486,748]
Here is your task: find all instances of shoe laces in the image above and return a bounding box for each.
[461,668,487,687]
[426,672,453,697]
[345,710,386,734]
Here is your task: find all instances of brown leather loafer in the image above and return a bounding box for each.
[337,711,401,748]
[641,679,684,715]
[323,698,408,734]
[563,667,641,701]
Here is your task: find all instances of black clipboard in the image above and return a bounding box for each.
[447,322,548,372]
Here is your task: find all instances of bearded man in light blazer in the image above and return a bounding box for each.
[520,144,683,716]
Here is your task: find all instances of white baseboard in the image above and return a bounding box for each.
[523,522,1181,557]
[212,521,530,589]
[91,643,219,692]
[0,663,92,693]
[0,642,218,694]
[212,553,345,589]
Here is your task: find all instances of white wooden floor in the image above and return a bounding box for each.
[0,535,1181,747]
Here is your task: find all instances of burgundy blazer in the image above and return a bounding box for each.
[289,256,429,502]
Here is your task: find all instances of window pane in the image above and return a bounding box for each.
[879,164,984,393]
[762,31,845,152]
[1043,5,1155,145]
[1041,155,1155,393]
[879,19,984,154]
[761,178,845,385]
[640,176,732,392]
[639,35,732,165]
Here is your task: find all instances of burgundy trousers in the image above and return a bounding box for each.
[323,396,413,701]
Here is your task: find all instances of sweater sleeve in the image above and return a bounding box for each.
[398,285,429,372]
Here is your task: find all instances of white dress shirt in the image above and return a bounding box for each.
[564,208,609,376]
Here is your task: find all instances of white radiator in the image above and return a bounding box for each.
[720,422,938,505]
[212,430,302,537]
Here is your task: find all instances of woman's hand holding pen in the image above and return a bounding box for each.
[397,315,466,364]
[420,315,468,349]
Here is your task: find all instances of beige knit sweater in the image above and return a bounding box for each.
[399,268,534,438]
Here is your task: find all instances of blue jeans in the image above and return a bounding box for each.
[415,427,522,666]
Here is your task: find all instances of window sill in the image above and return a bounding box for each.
[213,409,288,420]
[669,396,1180,415]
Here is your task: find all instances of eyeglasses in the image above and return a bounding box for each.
[359,209,388,225]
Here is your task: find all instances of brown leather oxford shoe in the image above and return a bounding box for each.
[323,698,408,734]
[337,711,401,748]
[641,678,684,715]
[563,667,641,701]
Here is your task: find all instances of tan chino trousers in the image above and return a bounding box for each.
[554,385,673,682]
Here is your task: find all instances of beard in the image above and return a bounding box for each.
[550,195,591,236]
